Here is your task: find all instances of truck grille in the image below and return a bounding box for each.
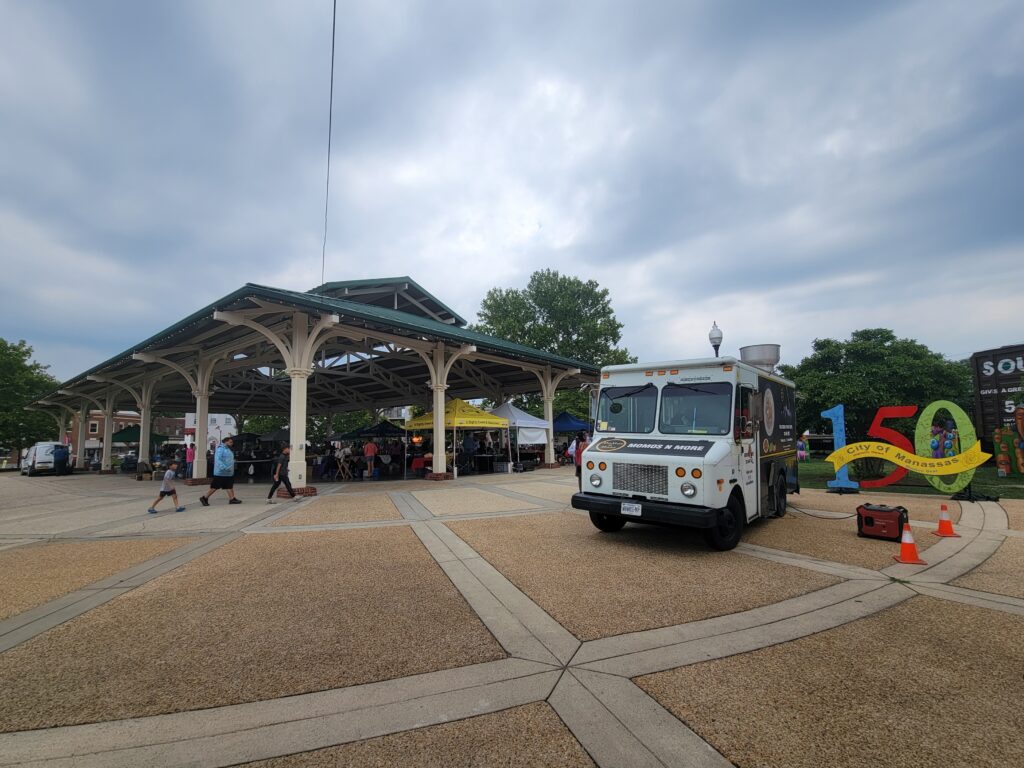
[612,463,668,496]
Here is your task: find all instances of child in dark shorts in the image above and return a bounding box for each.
[148,461,186,514]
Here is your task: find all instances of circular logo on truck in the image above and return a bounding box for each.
[593,438,627,452]
[763,388,776,436]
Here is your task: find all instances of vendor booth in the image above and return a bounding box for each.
[489,402,551,465]
[553,411,590,434]
[404,399,510,476]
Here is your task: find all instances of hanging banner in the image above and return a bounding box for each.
[826,441,989,475]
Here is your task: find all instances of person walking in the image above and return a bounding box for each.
[199,436,241,506]
[185,443,196,478]
[574,431,590,491]
[266,446,300,504]
[363,437,378,480]
[148,460,186,514]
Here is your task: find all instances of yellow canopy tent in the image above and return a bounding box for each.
[404,399,509,430]
[404,399,511,476]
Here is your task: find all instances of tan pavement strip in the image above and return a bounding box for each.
[549,672,663,768]
[0,537,195,622]
[412,487,541,516]
[579,582,913,678]
[999,498,1024,530]
[908,582,1024,616]
[571,579,886,667]
[7,672,562,768]
[0,527,505,732]
[745,511,936,570]
[242,701,593,768]
[796,489,961,523]
[636,596,1024,768]
[497,481,575,506]
[570,669,732,768]
[269,493,403,526]
[949,535,1024,599]
[449,511,838,641]
[0,659,555,765]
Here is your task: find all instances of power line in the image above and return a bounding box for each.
[320,0,338,289]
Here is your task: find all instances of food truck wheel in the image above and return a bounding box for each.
[704,496,745,551]
[589,511,627,532]
[773,476,788,518]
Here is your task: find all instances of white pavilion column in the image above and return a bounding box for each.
[542,393,556,465]
[101,392,115,471]
[431,343,447,476]
[287,368,310,488]
[75,402,88,470]
[535,366,580,467]
[193,389,209,479]
[138,403,152,464]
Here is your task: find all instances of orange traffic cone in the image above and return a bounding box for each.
[893,524,927,565]
[932,504,960,538]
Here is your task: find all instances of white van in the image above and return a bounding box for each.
[572,348,798,550]
[20,442,64,476]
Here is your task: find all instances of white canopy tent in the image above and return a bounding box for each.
[488,402,550,446]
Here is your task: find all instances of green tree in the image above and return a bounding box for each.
[472,270,634,419]
[778,329,972,477]
[0,339,61,458]
[243,414,288,437]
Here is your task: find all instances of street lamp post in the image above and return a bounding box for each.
[709,322,723,358]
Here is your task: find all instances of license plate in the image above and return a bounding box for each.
[620,502,642,517]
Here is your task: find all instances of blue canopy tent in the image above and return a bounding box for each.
[553,412,590,433]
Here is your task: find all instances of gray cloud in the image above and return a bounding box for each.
[0,0,1021,380]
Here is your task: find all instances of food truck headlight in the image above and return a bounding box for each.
[681,482,697,498]
[590,474,602,487]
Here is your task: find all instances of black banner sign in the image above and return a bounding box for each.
[758,377,797,457]
[589,438,715,457]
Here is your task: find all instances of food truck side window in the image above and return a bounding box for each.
[597,384,658,433]
[660,382,733,436]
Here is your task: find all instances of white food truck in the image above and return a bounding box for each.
[571,345,798,550]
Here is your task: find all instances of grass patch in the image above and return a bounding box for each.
[799,459,1024,499]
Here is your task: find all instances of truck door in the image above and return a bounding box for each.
[736,386,758,519]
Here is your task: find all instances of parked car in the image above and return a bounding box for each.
[20,442,63,476]
[120,455,139,473]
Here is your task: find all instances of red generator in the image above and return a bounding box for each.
[856,503,909,542]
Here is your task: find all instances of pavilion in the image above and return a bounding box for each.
[31,277,597,488]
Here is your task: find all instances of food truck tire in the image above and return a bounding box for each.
[589,511,627,532]
[774,475,788,518]
[704,496,745,551]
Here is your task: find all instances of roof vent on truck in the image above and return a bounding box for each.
[738,344,781,373]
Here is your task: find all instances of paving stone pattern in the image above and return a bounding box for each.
[0,473,1019,768]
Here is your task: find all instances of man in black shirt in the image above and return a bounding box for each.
[266,446,299,504]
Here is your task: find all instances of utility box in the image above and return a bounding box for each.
[856,503,908,542]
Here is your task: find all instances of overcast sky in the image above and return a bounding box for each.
[1,0,1022,381]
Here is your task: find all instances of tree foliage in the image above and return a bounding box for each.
[0,339,61,455]
[472,270,634,419]
[778,329,972,445]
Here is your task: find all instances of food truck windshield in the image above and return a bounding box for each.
[597,381,734,435]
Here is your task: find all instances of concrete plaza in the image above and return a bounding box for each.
[0,471,1021,767]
